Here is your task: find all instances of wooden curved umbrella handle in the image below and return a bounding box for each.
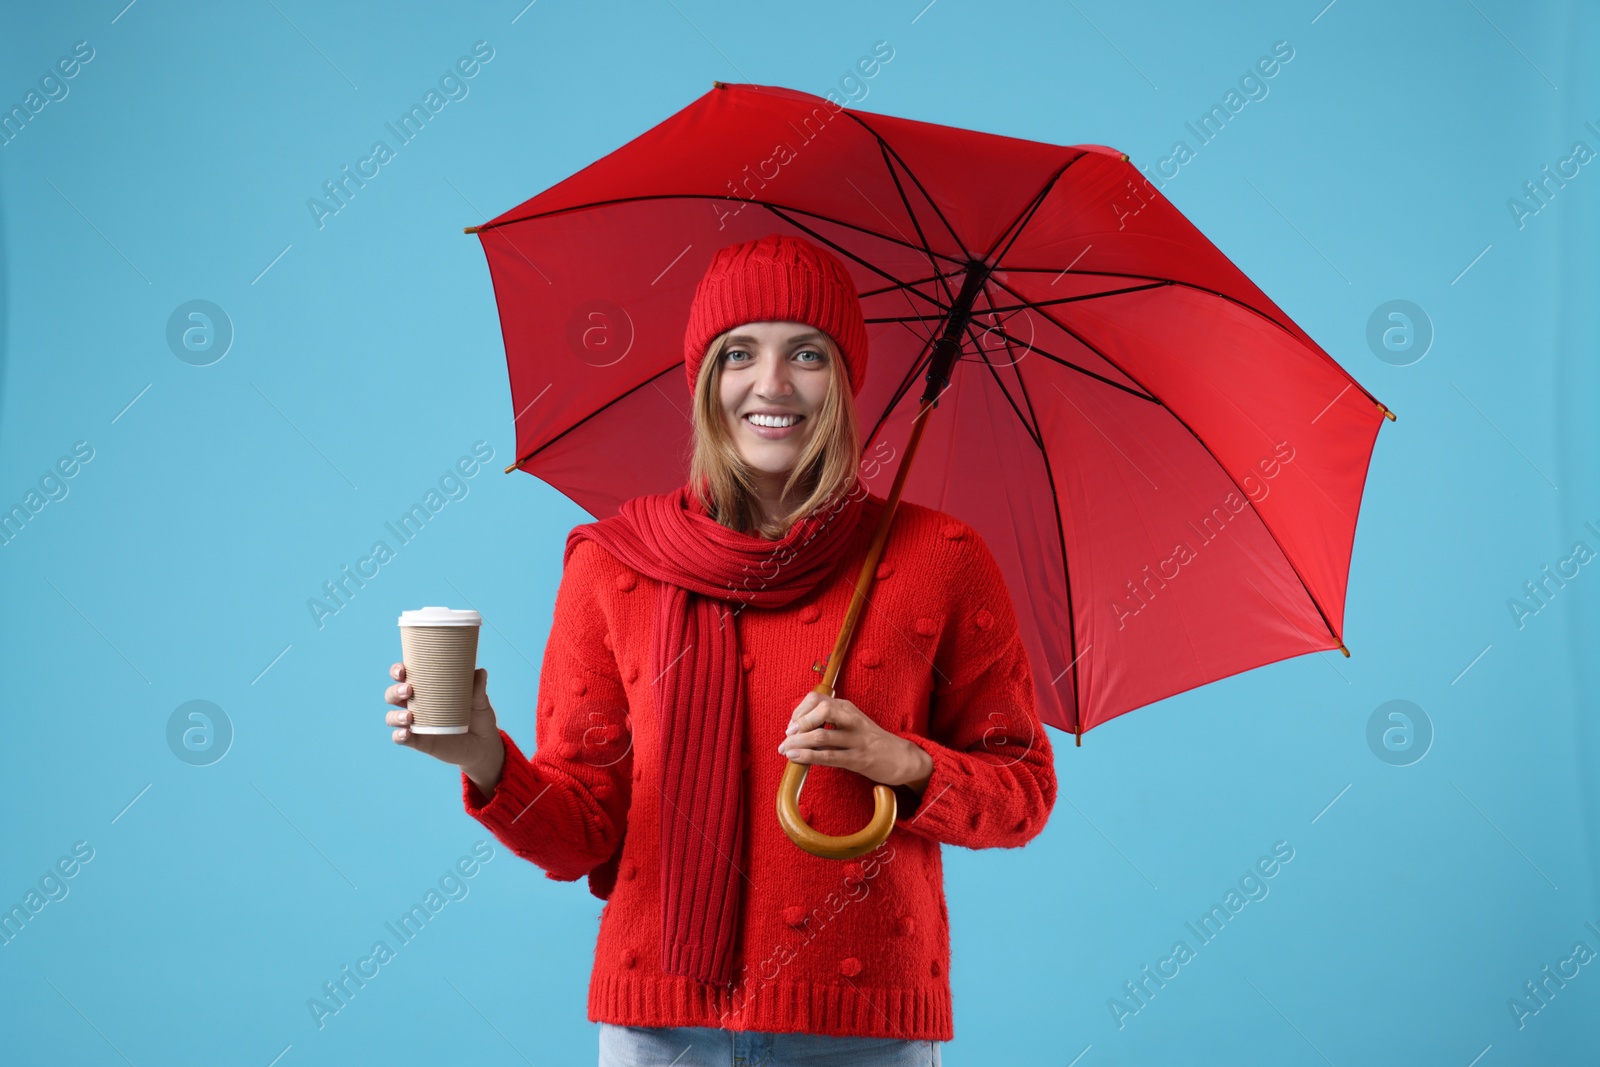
[776,683,898,859]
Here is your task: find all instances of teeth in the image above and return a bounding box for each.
[747,413,799,428]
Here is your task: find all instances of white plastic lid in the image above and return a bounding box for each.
[398,606,482,626]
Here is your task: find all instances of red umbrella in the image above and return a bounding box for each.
[466,81,1391,846]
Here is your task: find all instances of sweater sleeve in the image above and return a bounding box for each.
[890,527,1057,850]
[460,539,633,885]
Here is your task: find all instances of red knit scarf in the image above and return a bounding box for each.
[565,480,876,985]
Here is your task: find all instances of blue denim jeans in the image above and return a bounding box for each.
[598,1022,942,1066]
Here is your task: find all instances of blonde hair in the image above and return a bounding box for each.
[687,327,863,540]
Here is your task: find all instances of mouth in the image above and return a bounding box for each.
[742,413,805,439]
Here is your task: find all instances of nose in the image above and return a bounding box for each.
[754,350,795,400]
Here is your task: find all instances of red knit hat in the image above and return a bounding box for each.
[683,233,869,397]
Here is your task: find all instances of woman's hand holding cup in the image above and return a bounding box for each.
[385,663,506,796]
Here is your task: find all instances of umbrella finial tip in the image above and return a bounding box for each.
[713,80,729,89]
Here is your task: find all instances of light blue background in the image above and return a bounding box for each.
[2,1,1597,1063]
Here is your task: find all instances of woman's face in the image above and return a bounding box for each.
[717,320,834,480]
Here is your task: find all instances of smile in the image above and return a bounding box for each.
[743,413,804,438]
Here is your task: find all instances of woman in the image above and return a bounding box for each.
[382,234,1057,1065]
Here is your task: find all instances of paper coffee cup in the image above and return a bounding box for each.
[397,606,482,735]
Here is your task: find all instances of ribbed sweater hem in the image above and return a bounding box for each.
[587,971,954,1042]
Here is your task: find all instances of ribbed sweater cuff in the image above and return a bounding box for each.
[891,733,964,841]
[462,729,541,830]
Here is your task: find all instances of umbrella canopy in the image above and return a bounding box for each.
[468,81,1391,742]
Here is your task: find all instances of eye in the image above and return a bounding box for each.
[723,348,751,363]
[794,348,824,364]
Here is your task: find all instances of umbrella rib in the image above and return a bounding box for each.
[998,267,1301,322]
[866,311,973,324]
[986,270,1177,410]
[971,284,1085,736]
[858,271,957,300]
[890,314,940,353]
[959,274,1160,402]
[981,152,1089,268]
[505,361,683,472]
[868,272,1161,323]
[978,325,1160,404]
[755,198,959,276]
[955,291,1098,729]
[862,263,975,355]
[755,191,953,404]
[846,135,1086,352]
[860,275,963,319]
[979,280,1169,314]
[874,265,963,353]
[863,336,942,456]
[969,285,1047,441]
[978,272,1172,308]
[986,267,1387,411]
[836,111,970,264]
[867,139,959,310]
[958,318,1043,452]
[1000,268,1298,328]
[760,204,954,306]
[984,270,1345,649]
[758,203,966,361]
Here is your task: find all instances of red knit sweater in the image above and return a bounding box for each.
[461,498,1057,1041]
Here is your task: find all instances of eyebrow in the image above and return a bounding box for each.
[725,331,827,346]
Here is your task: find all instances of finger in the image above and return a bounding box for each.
[780,720,851,752]
[783,726,853,751]
[386,682,411,707]
[471,667,489,709]
[799,697,857,734]
[817,698,868,733]
[393,725,435,755]
[786,694,832,734]
[785,747,837,765]
[786,691,822,729]
[790,706,828,736]
[391,662,406,681]
[386,708,411,728]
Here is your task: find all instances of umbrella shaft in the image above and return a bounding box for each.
[919,260,992,406]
